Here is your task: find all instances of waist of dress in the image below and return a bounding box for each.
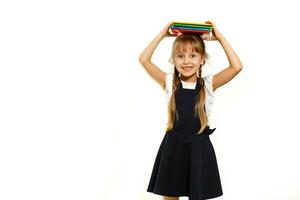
[166,128,211,138]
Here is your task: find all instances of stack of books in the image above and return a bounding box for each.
[169,21,213,36]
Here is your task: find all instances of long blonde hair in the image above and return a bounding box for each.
[166,34,209,135]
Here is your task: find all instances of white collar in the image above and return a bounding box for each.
[181,80,196,89]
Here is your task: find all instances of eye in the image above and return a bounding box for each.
[176,55,183,58]
[191,54,197,57]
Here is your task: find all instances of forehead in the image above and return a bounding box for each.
[175,42,197,54]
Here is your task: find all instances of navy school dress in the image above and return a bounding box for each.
[147,79,223,200]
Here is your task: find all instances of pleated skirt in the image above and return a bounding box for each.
[147,128,223,200]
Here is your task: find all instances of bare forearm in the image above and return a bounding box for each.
[217,34,243,71]
[138,31,166,63]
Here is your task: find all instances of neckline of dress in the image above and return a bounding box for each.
[181,80,197,84]
[180,80,199,90]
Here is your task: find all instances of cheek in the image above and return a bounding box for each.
[193,60,201,65]
[174,59,180,65]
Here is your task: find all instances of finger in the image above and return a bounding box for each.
[205,21,215,26]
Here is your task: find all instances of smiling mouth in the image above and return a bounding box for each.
[182,67,193,71]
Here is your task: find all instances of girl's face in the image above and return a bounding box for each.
[174,44,204,81]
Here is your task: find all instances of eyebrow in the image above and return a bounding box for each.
[175,48,197,54]
[175,52,198,55]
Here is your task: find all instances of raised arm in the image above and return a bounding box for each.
[138,22,174,89]
[203,21,243,92]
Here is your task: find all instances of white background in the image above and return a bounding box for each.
[1,0,300,200]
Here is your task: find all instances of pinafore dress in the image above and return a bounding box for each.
[147,78,223,200]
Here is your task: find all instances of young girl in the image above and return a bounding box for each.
[139,20,243,200]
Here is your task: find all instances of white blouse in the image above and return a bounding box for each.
[164,72,216,128]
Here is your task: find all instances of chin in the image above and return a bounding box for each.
[181,72,196,77]
[181,70,196,75]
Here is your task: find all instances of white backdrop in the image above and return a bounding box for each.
[1,0,300,200]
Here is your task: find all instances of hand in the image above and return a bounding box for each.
[201,20,222,41]
[160,21,181,38]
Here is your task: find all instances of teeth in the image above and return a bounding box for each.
[183,67,193,71]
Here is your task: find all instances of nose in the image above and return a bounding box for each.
[183,57,190,64]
